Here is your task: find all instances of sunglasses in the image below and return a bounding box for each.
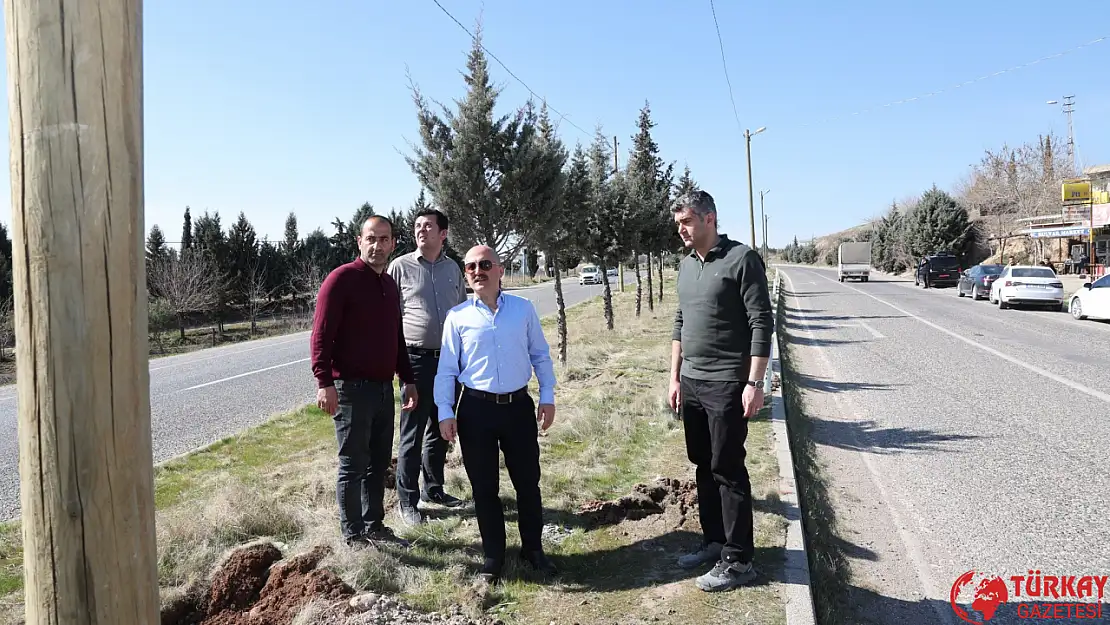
[465,260,495,272]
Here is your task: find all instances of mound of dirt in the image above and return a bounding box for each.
[162,542,354,625]
[577,477,698,528]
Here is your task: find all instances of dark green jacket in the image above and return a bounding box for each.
[672,234,774,381]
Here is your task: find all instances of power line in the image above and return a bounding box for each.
[796,35,1109,129]
[429,0,592,138]
[708,0,744,135]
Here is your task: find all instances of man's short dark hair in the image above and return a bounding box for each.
[415,208,449,231]
[365,215,395,238]
[672,190,716,217]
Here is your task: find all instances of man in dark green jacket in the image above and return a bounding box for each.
[667,189,773,592]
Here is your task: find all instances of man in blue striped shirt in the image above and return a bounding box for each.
[434,245,558,584]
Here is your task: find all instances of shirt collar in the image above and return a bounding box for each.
[471,291,505,312]
[691,234,731,262]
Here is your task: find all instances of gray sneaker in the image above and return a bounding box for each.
[695,560,758,592]
[677,542,722,569]
[398,504,425,527]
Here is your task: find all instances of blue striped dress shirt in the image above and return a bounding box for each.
[434,291,556,422]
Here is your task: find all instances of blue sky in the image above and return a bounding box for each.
[1,0,1108,248]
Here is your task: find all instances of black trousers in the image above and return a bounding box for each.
[395,350,449,508]
[456,389,543,563]
[680,375,754,564]
[332,378,395,539]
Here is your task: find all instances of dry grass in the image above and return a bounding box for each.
[0,285,788,625]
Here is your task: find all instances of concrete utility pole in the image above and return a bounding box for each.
[5,1,160,623]
[745,127,766,249]
[759,189,770,256]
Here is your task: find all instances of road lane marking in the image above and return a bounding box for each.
[849,321,886,338]
[150,335,307,371]
[782,271,956,624]
[179,358,310,392]
[798,269,1110,405]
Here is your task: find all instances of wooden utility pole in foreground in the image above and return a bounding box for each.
[5,0,159,623]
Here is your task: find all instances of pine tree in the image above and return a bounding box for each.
[626,102,671,315]
[578,128,622,330]
[227,212,260,309]
[407,28,554,261]
[181,206,193,252]
[282,211,300,258]
[906,186,974,264]
[145,225,170,265]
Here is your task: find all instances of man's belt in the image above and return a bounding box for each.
[408,346,441,358]
[463,386,528,405]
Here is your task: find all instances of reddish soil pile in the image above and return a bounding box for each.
[577,477,698,528]
[161,542,354,625]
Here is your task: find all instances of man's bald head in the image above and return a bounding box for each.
[464,245,500,264]
[463,245,503,298]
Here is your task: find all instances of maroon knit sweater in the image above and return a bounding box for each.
[310,258,415,388]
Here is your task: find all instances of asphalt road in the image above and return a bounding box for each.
[777,265,1110,624]
[0,272,641,520]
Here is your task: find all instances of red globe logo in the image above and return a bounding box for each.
[951,570,1010,623]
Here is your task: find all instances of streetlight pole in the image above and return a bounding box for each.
[760,189,770,257]
[745,127,766,249]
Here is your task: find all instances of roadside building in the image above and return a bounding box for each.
[1017,165,1110,277]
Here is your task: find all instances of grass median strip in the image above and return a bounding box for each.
[1,287,789,625]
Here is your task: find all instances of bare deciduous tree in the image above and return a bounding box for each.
[957,133,1074,260]
[0,296,13,362]
[149,253,222,340]
[291,259,325,311]
[244,262,273,337]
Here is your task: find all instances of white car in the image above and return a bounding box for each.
[989,265,1065,310]
[578,265,607,285]
[607,268,618,279]
[1068,274,1110,321]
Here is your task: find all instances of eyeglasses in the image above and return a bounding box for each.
[465,260,495,273]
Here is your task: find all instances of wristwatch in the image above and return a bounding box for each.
[746,379,764,391]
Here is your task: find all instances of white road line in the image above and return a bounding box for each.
[782,271,955,625]
[850,321,886,339]
[800,269,1110,405]
[150,335,307,371]
[179,358,310,392]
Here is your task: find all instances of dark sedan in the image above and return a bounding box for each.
[957,263,1004,300]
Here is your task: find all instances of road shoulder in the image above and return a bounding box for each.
[775,268,954,625]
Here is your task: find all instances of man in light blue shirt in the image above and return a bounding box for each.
[434,245,558,585]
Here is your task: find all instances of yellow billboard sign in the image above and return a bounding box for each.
[1062,180,1092,203]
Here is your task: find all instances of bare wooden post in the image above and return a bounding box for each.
[5,0,159,623]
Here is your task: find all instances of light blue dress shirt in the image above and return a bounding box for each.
[434,291,556,422]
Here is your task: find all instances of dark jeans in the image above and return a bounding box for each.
[456,389,543,563]
[333,378,395,539]
[680,375,754,564]
[396,350,449,508]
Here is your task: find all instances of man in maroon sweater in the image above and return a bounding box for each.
[311,215,418,548]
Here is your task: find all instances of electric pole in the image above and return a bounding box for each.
[759,189,770,256]
[745,127,766,249]
[6,0,160,623]
[1048,96,1077,174]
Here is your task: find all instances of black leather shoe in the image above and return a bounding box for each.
[520,550,558,576]
[479,557,502,584]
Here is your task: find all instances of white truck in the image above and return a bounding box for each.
[838,241,872,282]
